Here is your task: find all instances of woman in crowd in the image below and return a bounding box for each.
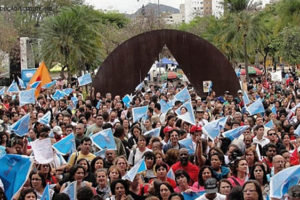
[91,156,105,174]
[95,168,111,200]
[192,165,215,192]
[154,150,165,166]
[158,182,174,200]
[218,179,232,199]
[209,152,230,180]
[128,135,151,166]
[244,147,259,173]
[108,165,122,183]
[76,158,96,186]
[174,170,197,193]
[37,164,57,185]
[109,179,133,200]
[128,126,142,149]
[249,163,269,200]
[242,180,264,200]
[228,158,248,187]
[18,188,37,200]
[142,151,156,183]
[281,133,295,153]
[114,156,129,177]
[153,162,176,188]
[29,172,54,200]
[60,165,92,193]
[128,174,145,199]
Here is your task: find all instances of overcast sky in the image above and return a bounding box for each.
[85,0,184,14]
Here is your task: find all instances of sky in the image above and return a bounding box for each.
[84,0,184,14]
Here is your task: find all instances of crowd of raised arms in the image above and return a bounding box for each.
[1,68,300,200]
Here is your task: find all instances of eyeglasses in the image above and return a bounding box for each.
[268,133,276,136]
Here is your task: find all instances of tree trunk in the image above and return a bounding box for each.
[263,54,267,78]
[60,65,67,79]
[243,35,250,82]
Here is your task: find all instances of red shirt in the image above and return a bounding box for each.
[262,157,273,168]
[171,161,199,184]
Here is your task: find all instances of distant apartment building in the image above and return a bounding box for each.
[184,0,224,23]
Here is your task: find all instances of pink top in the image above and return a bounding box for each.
[174,186,199,193]
[192,182,205,192]
[228,176,246,187]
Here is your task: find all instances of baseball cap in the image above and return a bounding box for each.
[52,126,63,135]
[237,90,243,94]
[204,178,218,194]
[196,107,204,113]
[163,126,173,134]
[190,125,202,133]
[288,185,300,198]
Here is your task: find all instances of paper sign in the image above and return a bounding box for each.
[31,138,53,164]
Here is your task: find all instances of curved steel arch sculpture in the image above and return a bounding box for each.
[93,29,240,97]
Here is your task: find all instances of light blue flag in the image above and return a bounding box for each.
[174,87,191,103]
[270,165,300,199]
[294,124,300,136]
[159,99,172,114]
[51,90,66,101]
[10,113,30,136]
[0,87,5,95]
[0,154,33,200]
[222,125,249,141]
[78,73,92,86]
[166,168,175,180]
[0,146,6,159]
[94,149,106,159]
[38,111,51,125]
[19,89,35,106]
[132,105,148,123]
[271,105,276,115]
[264,120,274,129]
[179,137,194,154]
[17,76,26,89]
[160,82,167,93]
[7,81,19,93]
[203,116,228,140]
[49,130,54,138]
[182,191,205,200]
[90,128,116,150]
[122,95,131,108]
[53,133,76,155]
[63,88,73,96]
[63,181,77,200]
[71,96,78,108]
[122,159,146,182]
[242,91,250,105]
[246,98,265,115]
[30,81,41,89]
[41,184,50,200]
[96,100,101,109]
[135,81,144,91]
[144,127,161,137]
[42,80,56,89]
[177,111,196,126]
[176,101,196,125]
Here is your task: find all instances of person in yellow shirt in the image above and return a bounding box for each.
[67,137,96,169]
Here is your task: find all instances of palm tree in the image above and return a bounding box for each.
[39,6,102,79]
[216,11,267,81]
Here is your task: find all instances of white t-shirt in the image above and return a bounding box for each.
[195,193,226,200]
[128,147,152,165]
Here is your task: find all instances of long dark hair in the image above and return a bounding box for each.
[197,165,215,187]
[249,163,268,185]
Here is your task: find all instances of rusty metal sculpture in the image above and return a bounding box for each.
[93,29,240,97]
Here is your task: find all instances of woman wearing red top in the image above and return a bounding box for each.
[151,162,176,188]
[37,164,57,184]
[228,158,248,187]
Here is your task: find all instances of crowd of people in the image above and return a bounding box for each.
[0,68,300,200]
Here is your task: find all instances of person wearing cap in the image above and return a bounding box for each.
[288,185,300,200]
[195,178,226,200]
[52,126,63,142]
[195,107,208,127]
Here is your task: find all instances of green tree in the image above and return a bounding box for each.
[278,27,300,66]
[40,6,102,78]
[216,11,267,81]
